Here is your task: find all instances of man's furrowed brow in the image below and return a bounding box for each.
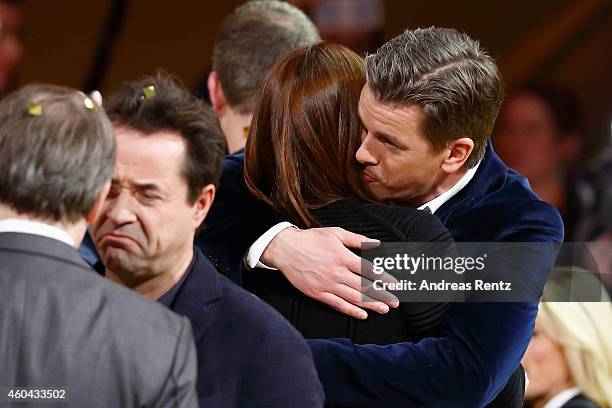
[110,179,161,191]
[133,182,162,192]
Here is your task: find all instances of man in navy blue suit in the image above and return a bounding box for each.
[199,28,563,407]
[86,73,324,407]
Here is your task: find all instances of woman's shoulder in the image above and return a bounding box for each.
[313,200,452,242]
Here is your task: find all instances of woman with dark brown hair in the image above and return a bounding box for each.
[243,42,453,344]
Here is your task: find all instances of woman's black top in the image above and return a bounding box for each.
[243,199,454,345]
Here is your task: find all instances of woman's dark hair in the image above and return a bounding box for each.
[245,42,371,227]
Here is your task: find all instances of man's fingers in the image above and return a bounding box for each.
[334,284,393,315]
[317,292,368,320]
[361,279,400,307]
[335,270,400,308]
[358,258,399,284]
[340,246,398,285]
[331,227,379,250]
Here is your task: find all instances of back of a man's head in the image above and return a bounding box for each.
[0,84,115,223]
[365,27,504,168]
[213,0,320,115]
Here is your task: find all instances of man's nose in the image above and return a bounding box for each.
[356,133,378,166]
[105,192,137,226]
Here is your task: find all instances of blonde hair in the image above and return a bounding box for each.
[537,300,612,408]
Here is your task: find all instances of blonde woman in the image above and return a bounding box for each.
[523,295,612,408]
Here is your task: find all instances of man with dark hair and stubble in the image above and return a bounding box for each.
[200,27,564,407]
[84,73,324,408]
[207,0,320,154]
[0,85,198,407]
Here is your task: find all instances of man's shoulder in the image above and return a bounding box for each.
[451,171,564,242]
[2,245,188,337]
[0,244,192,398]
[222,152,245,178]
[224,151,244,166]
[189,250,305,341]
[481,189,562,238]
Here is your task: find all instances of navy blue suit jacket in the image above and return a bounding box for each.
[168,248,324,407]
[196,142,563,407]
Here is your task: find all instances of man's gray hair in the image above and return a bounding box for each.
[0,84,116,223]
[365,27,504,168]
[213,0,320,115]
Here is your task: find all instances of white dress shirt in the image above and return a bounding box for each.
[246,161,481,269]
[417,160,480,213]
[0,218,75,247]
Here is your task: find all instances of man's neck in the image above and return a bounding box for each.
[106,246,194,301]
[218,107,252,154]
[0,204,85,247]
[404,167,468,208]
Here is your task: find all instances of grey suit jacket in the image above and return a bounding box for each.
[0,232,198,407]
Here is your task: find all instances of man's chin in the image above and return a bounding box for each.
[365,184,389,202]
[103,247,141,274]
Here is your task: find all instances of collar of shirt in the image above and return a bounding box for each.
[0,218,75,247]
[542,387,581,408]
[418,160,481,214]
[156,248,197,307]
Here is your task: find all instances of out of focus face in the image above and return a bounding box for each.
[355,85,448,207]
[494,93,561,182]
[0,2,23,93]
[91,127,202,280]
[523,319,574,403]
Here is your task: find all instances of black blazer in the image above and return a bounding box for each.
[0,232,198,408]
[167,247,325,408]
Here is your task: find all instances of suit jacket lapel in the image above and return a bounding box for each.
[170,248,222,341]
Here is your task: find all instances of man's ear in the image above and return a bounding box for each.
[440,137,474,174]
[207,71,226,115]
[193,184,216,228]
[85,182,111,225]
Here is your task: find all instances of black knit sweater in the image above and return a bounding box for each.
[243,199,454,345]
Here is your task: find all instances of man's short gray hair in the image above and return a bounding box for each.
[365,27,504,168]
[213,0,320,115]
[0,84,116,223]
